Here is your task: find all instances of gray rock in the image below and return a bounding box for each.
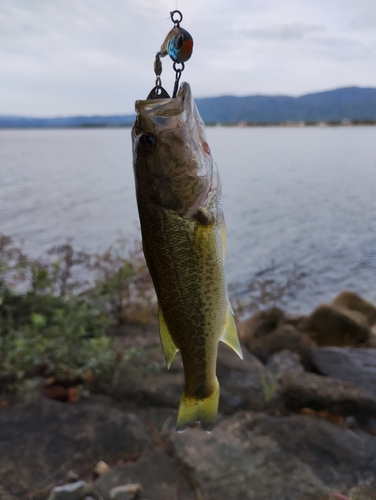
[46,480,91,500]
[217,343,268,414]
[167,411,376,500]
[93,448,194,500]
[299,304,370,346]
[281,370,376,420]
[312,347,376,397]
[266,350,304,376]
[242,322,315,368]
[0,400,153,499]
[103,332,183,409]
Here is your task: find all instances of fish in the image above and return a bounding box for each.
[160,26,193,63]
[131,82,242,432]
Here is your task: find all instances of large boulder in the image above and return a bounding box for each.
[216,343,269,414]
[241,321,315,368]
[332,291,376,325]
[281,370,376,420]
[238,307,285,341]
[299,304,370,346]
[167,411,376,499]
[0,400,153,499]
[312,347,376,397]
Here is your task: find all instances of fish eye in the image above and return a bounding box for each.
[140,133,156,149]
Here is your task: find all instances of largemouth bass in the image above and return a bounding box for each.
[131,82,242,431]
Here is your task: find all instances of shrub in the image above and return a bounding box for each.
[0,234,156,393]
[90,238,156,324]
[0,292,113,385]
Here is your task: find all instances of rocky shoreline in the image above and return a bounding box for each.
[1,291,376,500]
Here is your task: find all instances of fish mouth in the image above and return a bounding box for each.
[134,82,194,121]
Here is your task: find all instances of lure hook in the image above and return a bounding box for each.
[172,62,184,98]
[147,52,170,99]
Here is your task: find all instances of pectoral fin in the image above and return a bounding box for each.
[220,305,243,359]
[158,307,179,369]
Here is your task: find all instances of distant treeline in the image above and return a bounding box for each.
[1,86,376,128]
[196,86,376,124]
[205,119,376,127]
[0,115,135,129]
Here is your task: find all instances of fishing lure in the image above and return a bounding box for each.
[160,13,194,64]
[147,10,194,99]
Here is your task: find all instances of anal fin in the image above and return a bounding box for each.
[158,307,179,369]
[220,304,243,359]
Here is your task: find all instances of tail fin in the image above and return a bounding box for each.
[176,379,220,433]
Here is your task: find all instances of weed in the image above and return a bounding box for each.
[0,234,156,393]
[90,238,156,324]
[260,369,280,403]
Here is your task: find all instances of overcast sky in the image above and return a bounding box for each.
[1,0,375,116]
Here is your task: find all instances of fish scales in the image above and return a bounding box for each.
[132,82,242,431]
[138,192,225,396]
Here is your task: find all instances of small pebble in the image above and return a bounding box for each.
[109,483,143,500]
[344,416,358,429]
[94,460,110,476]
[66,470,80,483]
[46,480,91,500]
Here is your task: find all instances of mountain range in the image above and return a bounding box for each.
[196,86,376,123]
[1,86,376,127]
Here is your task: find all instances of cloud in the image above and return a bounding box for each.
[349,17,376,31]
[0,0,376,115]
[306,35,375,62]
[243,23,325,40]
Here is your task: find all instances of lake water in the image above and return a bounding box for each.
[1,126,375,313]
